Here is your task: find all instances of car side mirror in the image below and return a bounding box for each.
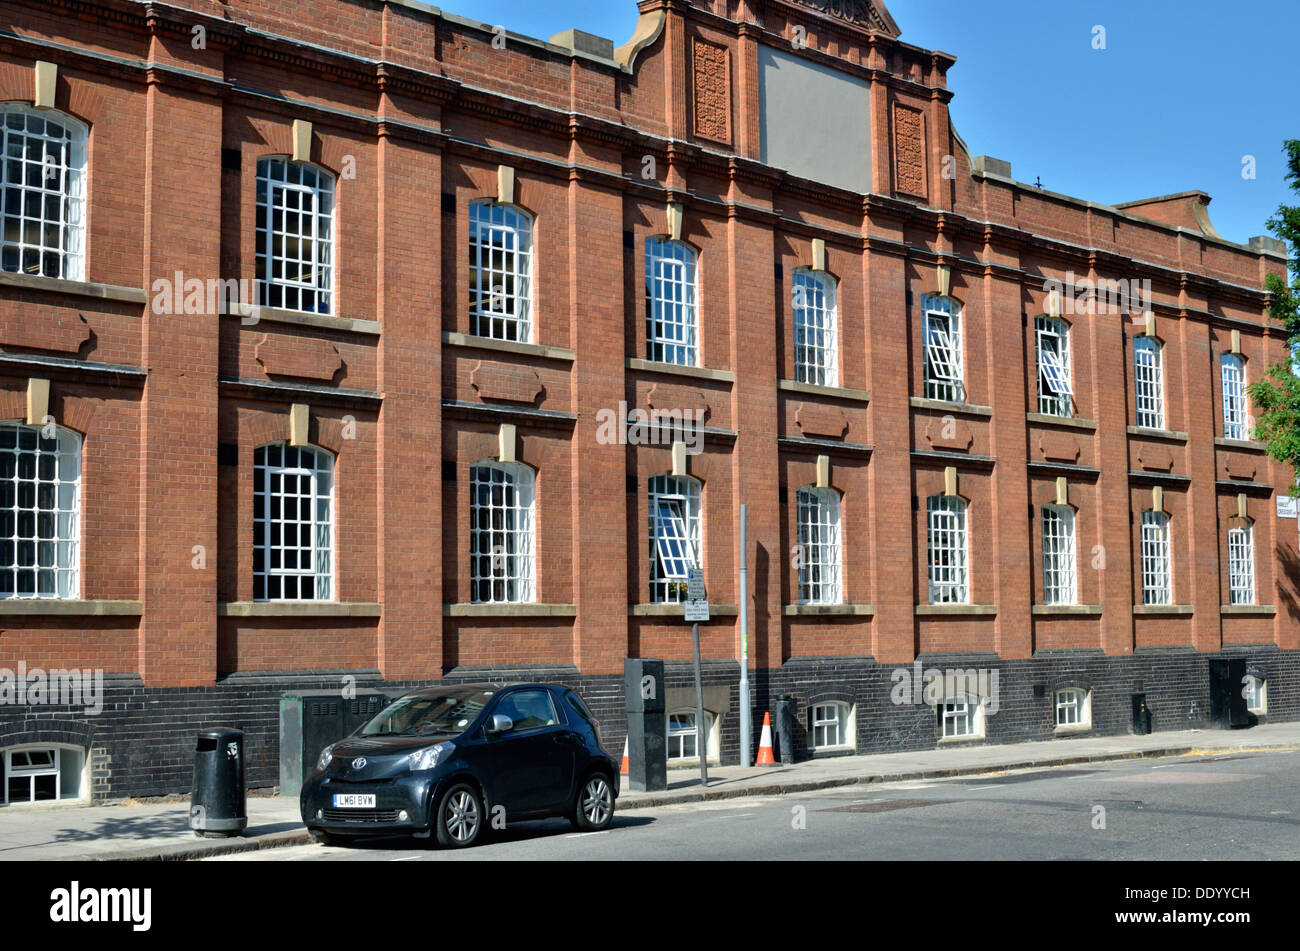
[487,714,514,735]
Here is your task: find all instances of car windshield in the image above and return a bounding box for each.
[359,689,495,737]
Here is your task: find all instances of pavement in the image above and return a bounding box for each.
[3,721,1298,861]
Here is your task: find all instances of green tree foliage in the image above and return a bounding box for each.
[1247,140,1300,493]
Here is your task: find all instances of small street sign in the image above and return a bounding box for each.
[686,567,706,602]
[1277,496,1298,519]
[684,600,710,622]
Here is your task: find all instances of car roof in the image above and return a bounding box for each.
[400,681,561,698]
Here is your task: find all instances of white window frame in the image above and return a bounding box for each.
[645,237,698,367]
[0,422,80,600]
[666,709,716,763]
[808,702,853,751]
[922,295,964,403]
[1041,504,1077,606]
[1054,687,1091,729]
[939,697,984,739]
[793,269,838,386]
[256,157,335,315]
[469,201,533,342]
[469,461,536,605]
[1133,336,1165,430]
[796,486,842,605]
[0,104,87,281]
[649,474,701,603]
[1140,509,1172,606]
[1035,316,1073,417]
[1244,675,1266,715]
[927,495,968,604]
[1,744,87,805]
[253,443,334,601]
[1220,353,1248,441]
[1227,516,1255,606]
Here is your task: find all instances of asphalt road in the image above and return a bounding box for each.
[208,749,1300,861]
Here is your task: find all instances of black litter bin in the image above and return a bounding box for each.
[190,727,247,837]
[773,695,797,765]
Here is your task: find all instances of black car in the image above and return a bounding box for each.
[300,682,619,847]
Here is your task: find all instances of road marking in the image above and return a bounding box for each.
[565,830,609,839]
[394,855,423,861]
[725,813,755,819]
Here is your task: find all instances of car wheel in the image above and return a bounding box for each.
[435,783,484,848]
[571,771,614,831]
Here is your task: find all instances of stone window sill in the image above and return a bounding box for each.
[223,302,381,336]
[630,603,739,617]
[938,734,986,744]
[1220,604,1276,616]
[1032,604,1103,616]
[1026,413,1098,431]
[1132,604,1193,616]
[1054,723,1093,736]
[444,603,576,617]
[627,358,735,384]
[218,602,381,617]
[0,269,146,304]
[915,604,997,616]
[0,599,142,616]
[1127,426,1189,443]
[1214,437,1267,452]
[910,397,993,417]
[783,603,874,616]
[778,380,871,403]
[443,332,575,362]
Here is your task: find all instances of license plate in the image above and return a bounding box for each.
[333,794,376,809]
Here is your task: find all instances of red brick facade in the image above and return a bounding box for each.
[0,0,1295,768]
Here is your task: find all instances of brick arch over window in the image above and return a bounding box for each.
[244,412,291,449]
[53,395,98,438]
[0,387,24,421]
[247,116,349,177]
[914,467,970,504]
[0,72,106,126]
[0,718,94,751]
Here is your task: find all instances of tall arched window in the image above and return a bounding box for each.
[649,473,701,603]
[1220,353,1248,440]
[926,494,968,604]
[1139,509,1172,605]
[469,201,533,342]
[645,237,698,367]
[922,294,963,402]
[0,423,79,599]
[1035,316,1073,418]
[793,269,838,386]
[0,104,88,281]
[469,461,535,604]
[1133,336,1164,429]
[1227,515,1255,606]
[1040,504,1077,605]
[256,158,335,314]
[253,443,334,601]
[796,486,842,605]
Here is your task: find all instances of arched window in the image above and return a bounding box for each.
[1139,509,1172,605]
[939,696,984,739]
[1040,504,1077,606]
[666,709,716,762]
[253,443,333,601]
[926,494,968,604]
[793,269,838,386]
[922,294,963,402]
[1220,353,1248,440]
[0,104,88,281]
[0,422,79,599]
[645,237,698,367]
[1054,687,1091,729]
[796,486,841,605]
[469,461,535,604]
[649,473,701,603]
[808,701,853,751]
[1,744,88,804]
[469,201,533,342]
[1227,515,1255,606]
[1133,336,1164,429]
[1244,675,1266,715]
[256,158,335,314]
[1035,316,1073,417]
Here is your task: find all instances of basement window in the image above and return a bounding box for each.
[1,745,86,805]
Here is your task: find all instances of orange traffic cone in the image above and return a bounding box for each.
[620,736,630,775]
[756,712,776,765]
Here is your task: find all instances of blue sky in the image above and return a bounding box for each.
[434,0,1296,246]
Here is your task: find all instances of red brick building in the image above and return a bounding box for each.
[0,0,1295,801]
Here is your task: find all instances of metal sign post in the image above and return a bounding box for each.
[685,568,709,787]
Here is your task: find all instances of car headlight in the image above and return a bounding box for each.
[407,741,454,772]
[316,744,335,772]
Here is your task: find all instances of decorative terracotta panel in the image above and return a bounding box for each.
[0,308,91,354]
[893,103,927,199]
[692,38,732,145]
[795,403,849,439]
[470,361,544,404]
[254,333,343,381]
[1136,443,1175,472]
[1037,431,1081,463]
[924,416,973,452]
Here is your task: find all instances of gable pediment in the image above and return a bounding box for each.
[778,0,901,37]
